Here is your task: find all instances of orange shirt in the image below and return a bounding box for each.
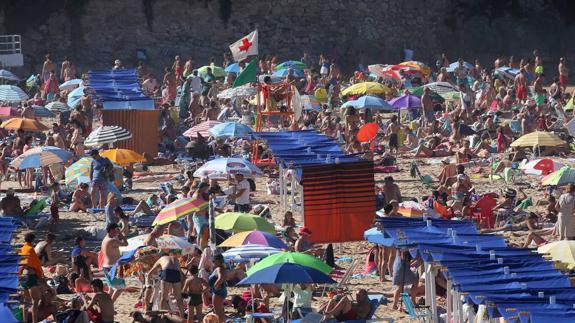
[19,242,43,278]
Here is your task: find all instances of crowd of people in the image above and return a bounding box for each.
[8,46,575,323]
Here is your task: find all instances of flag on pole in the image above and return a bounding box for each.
[229,30,258,62]
[233,59,257,88]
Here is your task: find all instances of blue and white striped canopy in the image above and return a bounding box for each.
[59,78,82,91]
[222,243,280,261]
[67,86,85,108]
[10,146,74,169]
[32,105,55,118]
[0,85,28,102]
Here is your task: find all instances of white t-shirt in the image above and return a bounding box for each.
[189,76,202,93]
[235,179,251,205]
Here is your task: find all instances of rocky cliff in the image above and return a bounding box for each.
[1,0,574,75]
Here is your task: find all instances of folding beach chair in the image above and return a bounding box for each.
[400,292,432,323]
[322,259,359,297]
[410,162,433,187]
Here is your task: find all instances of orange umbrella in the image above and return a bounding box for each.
[100,148,145,166]
[356,122,379,142]
[0,117,48,132]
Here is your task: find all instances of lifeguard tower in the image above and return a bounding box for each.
[0,35,23,68]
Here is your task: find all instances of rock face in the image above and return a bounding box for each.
[1,0,574,75]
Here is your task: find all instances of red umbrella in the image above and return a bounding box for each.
[356,122,379,142]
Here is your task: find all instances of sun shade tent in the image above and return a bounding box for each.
[87,69,154,110]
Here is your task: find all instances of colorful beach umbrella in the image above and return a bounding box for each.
[342,95,393,110]
[65,157,123,187]
[341,82,389,96]
[193,157,263,179]
[10,146,73,169]
[301,95,321,111]
[409,87,445,103]
[208,122,253,139]
[388,94,422,109]
[247,251,332,275]
[510,131,565,148]
[183,120,221,138]
[0,117,48,132]
[541,167,575,186]
[152,197,209,226]
[100,148,145,166]
[215,212,275,233]
[538,240,575,270]
[219,230,288,249]
[275,60,306,70]
[197,65,225,78]
[241,263,336,285]
[59,78,82,91]
[520,159,565,176]
[84,126,132,147]
[0,85,28,102]
[222,243,281,260]
[396,201,426,217]
[398,61,431,77]
[45,101,71,112]
[356,122,379,142]
[120,234,195,254]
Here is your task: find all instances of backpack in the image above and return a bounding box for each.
[101,158,114,181]
[54,275,72,294]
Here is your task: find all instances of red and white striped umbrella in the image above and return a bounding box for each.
[183,120,221,138]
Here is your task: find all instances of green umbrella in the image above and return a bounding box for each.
[197,65,226,78]
[275,60,306,71]
[247,251,332,275]
[410,86,445,103]
[440,91,460,101]
[214,212,275,233]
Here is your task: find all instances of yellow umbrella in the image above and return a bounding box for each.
[0,117,49,132]
[399,61,431,77]
[538,240,575,270]
[341,82,389,97]
[510,131,566,148]
[100,148,145,166]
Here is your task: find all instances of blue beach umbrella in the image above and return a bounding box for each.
[67,86,85,108]
[224,63,241,74]
[272,68,304,78]
[10,146,74,169]
[208,122,253,139]
[31,105,55,118]
[238,263,336,285]
[342,95,393,110]
[59,78,82,91]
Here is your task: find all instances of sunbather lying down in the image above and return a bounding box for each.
[318,289,371,321]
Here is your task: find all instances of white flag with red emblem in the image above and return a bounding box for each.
[229,30,258,62]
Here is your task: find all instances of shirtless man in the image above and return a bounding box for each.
[52,124,66,149]
[421,87,434,126]
[183,56,194,78]
[69,183,91,212]
[1,188,23,216]
[386,115,400,155]
[183,265,208,322]
[101,223,128,302]
[148,255,185,317]
[34,233,66,266]
[41,54,56,83]
[514,68,528,101]
[84,279,115,323]
[319,289,371,321]
[559,57,568,92]
[382,176,402,205]
[163,68,177,102]
[533,74,546,106]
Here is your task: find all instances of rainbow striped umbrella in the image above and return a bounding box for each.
[152,197,209,226]
[65,157,123,187]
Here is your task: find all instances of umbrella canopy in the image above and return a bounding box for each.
[409,87,445,103]
[247,251,332,275]
[446,61,474,72]
[65,157,123,187]
[219,230,288,249]
[398,61,431,76]
[45,101,71,112]
[224,63,241,74]
[342,95,393,110]
[356,122,379,142]
[0,117,48,132]
[0,85,28,102]
[193,157,263,179]
[341,82,389,96]
[0,107,18,119]
[239,263,336,285]
[510,131,566,148]
[367,64,401,80]
[521,159,565,176]
[541,167,575,186]
[0,70,19,82]
[215,212,275,233]
[272,68,304,78]
[100,148,145,166]
[84,126,132,147]
[397,201,426,217]
[538,240,575,270]
[216,84,256,99]
[183,120,221,138]
[120,234,195,254]
[388,94,422,109]
[208,122,253,139]
[222,243,281,260]
[31,105,54,118]
[10,146,73,169]
[440,91,461,101]
[423,81,458,94]
[152,197,209,226]
[59,79,82,91]
[198,65,225,78]
[301,95,321,111]
[67,86,85,108]
[275,60,306,70]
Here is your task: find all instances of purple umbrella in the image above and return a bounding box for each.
[388,94,422,109]
[220,230,288,249]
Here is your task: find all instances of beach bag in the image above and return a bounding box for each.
[54,275,72,294]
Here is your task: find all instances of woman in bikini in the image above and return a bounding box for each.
[209,254,227,323]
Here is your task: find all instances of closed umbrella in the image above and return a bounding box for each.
[152,197,209,226]
[31,105,55,118]
[10,146,73,169]
[183,120,221,138]
[342,95,393,110]
[0,85,28,102]
[341,82,389,96]
[0,70,19,82]
[541,167,575,186]
[510,131,565,148]
[100,148,145,166]
[45,101,71,112]
[388,94,421,109]
[0,118,48,132]
[219,230,288,249]
[215,212,275,233]
[59,79,82,91]
[247,251,332,275]
[193,157,263,179]
[208,122,253,139]
[356,122,379,142]
[222,244,281,260]
[84,126,132,147]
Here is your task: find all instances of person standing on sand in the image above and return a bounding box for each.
[148,254,185,317]
[559,57,568,92]
[101,223,128,302]
[382,176,401,205]
[386,115,400,155]
[89,149,112,208]
[163,67,178,102]
[421,87,434,127]
[556,184,575,240]
[41,54,55,83]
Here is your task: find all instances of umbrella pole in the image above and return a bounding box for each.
[208,196,216,251]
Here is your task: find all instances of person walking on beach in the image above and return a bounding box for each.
[89,149,113,208]
[556,184,575,240]
[101,223,128,302]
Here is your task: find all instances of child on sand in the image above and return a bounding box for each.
[182,265,209,322]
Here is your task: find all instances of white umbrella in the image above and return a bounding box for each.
[84,126,132,147]
[193,157,263,179]
[0,70,19,82]
[217,84,256,99]
[0,85,28,102]
[222,243,280,260]
[423,82,458,94]
[59,79,82,91]
[10,146,74,169]
[45,101,71,112]
[120,234,195,255]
